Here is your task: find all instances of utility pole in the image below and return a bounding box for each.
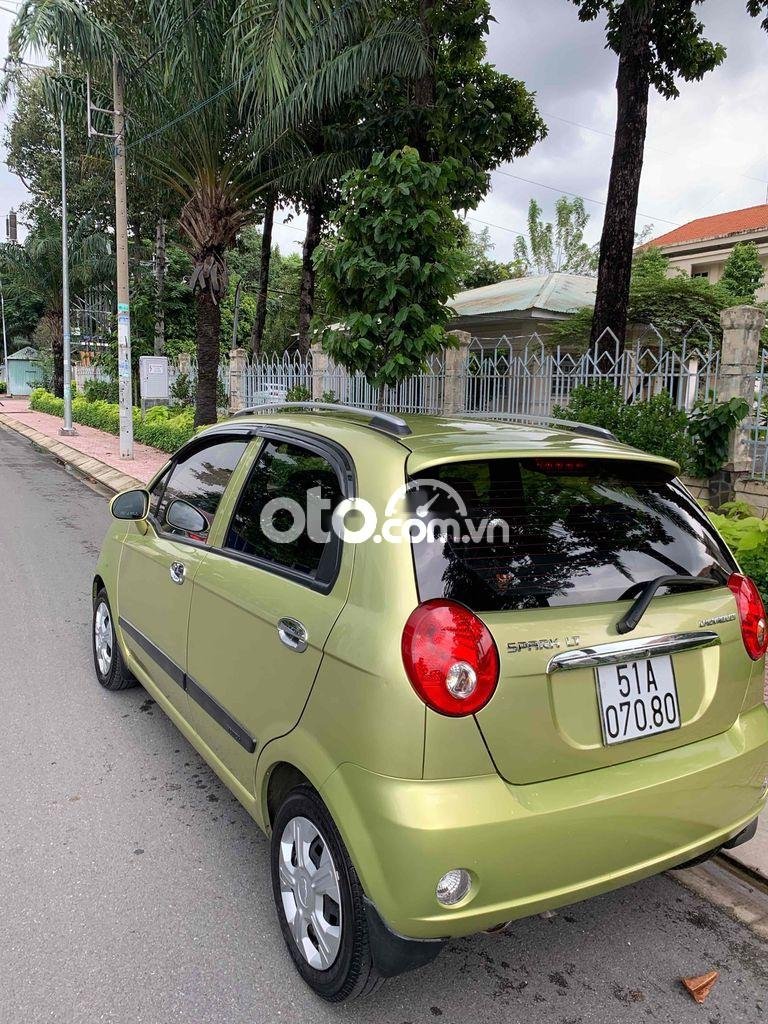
[112,57,133,459]
[0,276,8,398]
[59,63,75,436]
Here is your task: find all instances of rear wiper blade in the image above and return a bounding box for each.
[616,574,722,636]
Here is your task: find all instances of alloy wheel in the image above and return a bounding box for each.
[94,602,113,676]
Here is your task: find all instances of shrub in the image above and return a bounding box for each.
[687,396,750,479]
[708,503,768,602]
[553,382,694,470]
[170,371,194,407]
[84,378,119,403]
[286,384,312,402]
[0,381,6,394]
[29,388,195,454]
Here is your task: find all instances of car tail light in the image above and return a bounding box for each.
[401,599,499,716]
[728,573,768,661]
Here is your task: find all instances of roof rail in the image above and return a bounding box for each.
[233,401,412,437]
[461,411,618,442]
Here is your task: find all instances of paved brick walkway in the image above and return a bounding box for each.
[0,397,168,484]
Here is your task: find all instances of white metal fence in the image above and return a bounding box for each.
[232,327,720,419]
[464,330,719,418]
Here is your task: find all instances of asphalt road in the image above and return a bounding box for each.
[1,424,767,1024]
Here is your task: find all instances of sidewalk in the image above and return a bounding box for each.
[0,394,766,891]
[0,396,168,490]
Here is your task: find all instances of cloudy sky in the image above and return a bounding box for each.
[1,0,767,260]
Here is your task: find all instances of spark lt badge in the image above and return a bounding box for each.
[508,636,581,654]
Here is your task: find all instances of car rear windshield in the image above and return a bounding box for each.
[409,458,735,613]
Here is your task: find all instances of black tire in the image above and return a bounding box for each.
[271,785,384,1002]
[92,588,137,691]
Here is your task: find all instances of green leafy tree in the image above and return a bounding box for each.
[455,226,525,290]
[631,244,670,283]
[0,211,113,396]
[570,1,726,354]
[719,242,765,303]
[315,148,463,397]
[513,197,598,276]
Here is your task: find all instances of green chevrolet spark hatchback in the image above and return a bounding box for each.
[93,404,768,1001]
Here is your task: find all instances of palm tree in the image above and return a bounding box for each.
[0,211,113,396]
[8,0,428,418]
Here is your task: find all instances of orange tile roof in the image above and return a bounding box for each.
[648,204,768,248]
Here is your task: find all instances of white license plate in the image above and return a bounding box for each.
[596,656,681,745]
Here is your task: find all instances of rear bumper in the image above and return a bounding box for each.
[321,705,768,940]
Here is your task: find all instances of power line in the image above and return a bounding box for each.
[542,110,768,188]
[493,168,681,227]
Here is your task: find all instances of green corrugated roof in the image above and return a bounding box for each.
[450,273,596,318]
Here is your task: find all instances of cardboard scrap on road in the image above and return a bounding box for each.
[681,970,719,1004]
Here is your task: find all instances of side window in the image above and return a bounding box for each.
[225,440,343,580]
[157,439,249,541]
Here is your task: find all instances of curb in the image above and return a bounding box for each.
[0,415,143,495]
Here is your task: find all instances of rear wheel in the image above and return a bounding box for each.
[271,786,383,1002]
[92,589,136,691]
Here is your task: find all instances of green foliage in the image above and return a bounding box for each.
[83,378,119,403]
[513,197,598,276]
[0,381,6,394]
[548,260,736,351]
[455,226,524,290]
[687,396,750,478]
[168,371,227,409]
[316,148,464,390]
[719,242,765,304]
[571,2,726,101]
[553,382,694,469]
[632,246,670,284]
[708,504,768,602]
[29,387,196,453]
[286,384,312,402]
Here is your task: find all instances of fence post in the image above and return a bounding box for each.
[442,330,471,416]
[310,341,330,401]
[228,347,247,414]
[712,305,766,504]
[177,352,192,377]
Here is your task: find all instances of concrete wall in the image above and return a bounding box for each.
[682,475,768,519]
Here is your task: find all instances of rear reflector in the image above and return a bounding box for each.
[728,573,768,661]
[401,600,499,716]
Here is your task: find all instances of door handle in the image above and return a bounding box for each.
[169,561,186,586]
[277,617,309,653]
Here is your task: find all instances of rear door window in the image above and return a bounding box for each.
[224,440,344,583]
[410,458,735,612]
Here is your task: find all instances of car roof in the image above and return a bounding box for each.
[214,409,679,474]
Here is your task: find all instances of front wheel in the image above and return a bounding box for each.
[92,589,137,691]
[271,786,383,1002]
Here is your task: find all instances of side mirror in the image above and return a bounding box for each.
[110,488,149,521]
[165,499,208,535]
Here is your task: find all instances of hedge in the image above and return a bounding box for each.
[29,388,196,454]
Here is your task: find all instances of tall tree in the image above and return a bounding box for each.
[0,211,113,396]
[514,197,598,276]
[719,242,765,303]
[315,148,464,402]
[250,193,275,357]
[456,226,525,290]
[570,1,725,355]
